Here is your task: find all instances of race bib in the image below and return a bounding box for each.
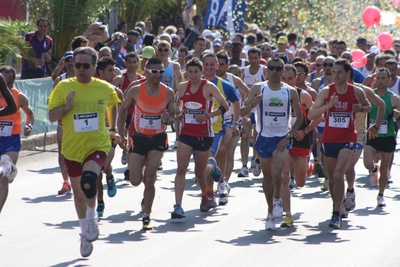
[264,111,287,127]
[224,102,233,122]
[0,121,13,137]
[185,109,205,124]
[328,112,350,128]
[73,112,99,132]
[369,119,388,134]
[139,114,162,129]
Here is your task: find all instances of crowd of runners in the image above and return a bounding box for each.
[1,16,400,257]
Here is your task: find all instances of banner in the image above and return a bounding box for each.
[204,0,247,34]
[14,78,57,136]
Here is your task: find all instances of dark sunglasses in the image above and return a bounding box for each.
[74,62,91,69]
[323,63,334,67]
[315,64,322,67]
[147,69,165,74]
[267,65,284,71]
[64,57,72,63]
[158,48,169,53]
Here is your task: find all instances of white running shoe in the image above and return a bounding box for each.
[86,216,99,242]
[237,166,249,177]
[265,214,276,230]
[217,180,230,197]
[273,197,284,218]
[79,233,93,257]
[0,154,17,183]
[377,195,386,207]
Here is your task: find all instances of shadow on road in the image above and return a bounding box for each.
[49,258,90,267]
[22,193,72,204]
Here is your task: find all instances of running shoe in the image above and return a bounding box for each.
[106,175,117,197]
[142,216,153,230]
[58,181,71,195]
[219,197,228,206]
[121,149,127,165]
[0,154,17,183]
[321,178,329,191]
[250,157,256,169]
[377,195,386,207]
[217,180,230,198]
[207,192,218,209]
[86,216,99,242]
[265,214,276,230]
[329,214,342,229]
[171,204,185,219]
[314,162,325,178]
[200,196,209,212]
[289,178,297,189]
[273,197,284,218]
[157,162,163,171]
[343,191,356,211]
[174,140,179,149]
[340,203,348,219]
[280,213,294,228]
[124,169,130,181]
[253,159,261,177]
[237,166,249,177]
[369,164,379,187]
[79,233,93,258]
[208,157,221,182]
[96,202,105,217]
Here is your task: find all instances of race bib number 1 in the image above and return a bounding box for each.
[0,121,13,136]
[74,112,99,132]
[328,112,350,128]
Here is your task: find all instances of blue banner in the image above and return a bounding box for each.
[204,0,247,34]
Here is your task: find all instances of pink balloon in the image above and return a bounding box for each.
[377,32,394,51]
[392,0,400,7]
[351,49,367,68]
[362,6,381,27]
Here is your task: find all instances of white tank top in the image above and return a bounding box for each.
[388,76,400,95]
[255,82,291,137]
[242,65,266,88]
[226,73,243,105]
[360,65,373,78]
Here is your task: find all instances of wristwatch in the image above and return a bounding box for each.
[285,134,292,139]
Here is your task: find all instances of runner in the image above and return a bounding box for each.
[48,47,121,257]
[171,57,229,218]
[118,57,175,229]
[240,57,303,230]
[0,66,34,214]
[308,59,370,229]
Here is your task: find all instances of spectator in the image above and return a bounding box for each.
[21,18,53,79]
[126,30,140,53]
[71,35,89,51]
[87,22,109,51]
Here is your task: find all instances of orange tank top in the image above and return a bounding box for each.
[133,82,167,135]
[0,88,21,136]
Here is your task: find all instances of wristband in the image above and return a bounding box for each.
[218,105,227,114]
[27,124,33,129]
[373,125,380,130]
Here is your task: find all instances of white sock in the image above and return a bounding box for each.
[0,167,5,177]
[79,218,87,234]
[86,206,96,219]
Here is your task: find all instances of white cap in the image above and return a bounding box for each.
[202,29,215,38]
[370,45,380,54]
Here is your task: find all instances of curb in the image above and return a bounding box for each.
[21,131,57,150]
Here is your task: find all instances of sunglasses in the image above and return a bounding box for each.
[74,62,91,69]
[323,63,334,67]
[64,57,72,63]
[147,69,165,74]
[158,48,169,53]
[267,65,284,71]
[315,64,322,67]
[261,47,271,51]
[297,72,307,76]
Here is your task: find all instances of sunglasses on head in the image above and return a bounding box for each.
[323,63,334,67]
[158,48,169,52]
[147,69,165,74]
[267,65,284,71]
[74,62,91,69]
[64,57,72,63]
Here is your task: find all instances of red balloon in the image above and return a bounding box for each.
[377,32,394,51]
[362,6,381,27]
[351,49,367,68]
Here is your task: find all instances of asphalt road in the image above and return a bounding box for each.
[1,130,400,267]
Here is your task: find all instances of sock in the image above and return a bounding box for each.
[243,165,247,168]
[347,188,354,193]
[291,176,295,180]
[98,200,104,204]
[286,212,291,216]
[333,211,340,217]
[378,193,383,197]
[372,166,377,173]
[255,158,260,164]
[79,218,87,234]
[86,205,96,219]
[143,213,150,218]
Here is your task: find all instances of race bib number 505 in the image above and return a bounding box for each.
[74,112,99,132]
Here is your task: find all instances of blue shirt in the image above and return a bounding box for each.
[22,31,53,72]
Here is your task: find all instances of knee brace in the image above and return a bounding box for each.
[80,171,98,199]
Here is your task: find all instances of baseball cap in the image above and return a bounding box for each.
[142,46,155,59]
[63,51,73,59]
[202,29,215,38]
[357,37,367,45]
[277,36,288,44]
[213,39,222,47]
